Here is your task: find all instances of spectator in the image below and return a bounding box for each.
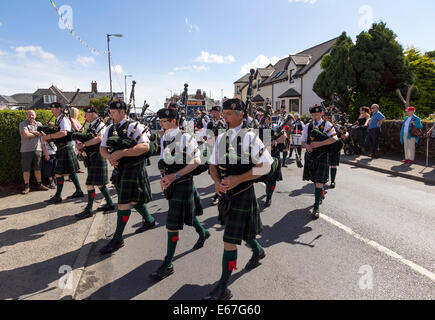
[400,107,423,165]
[365,104,385,158]
[19,110,49,194]
[42,140,57,189]
[356,106,371,153]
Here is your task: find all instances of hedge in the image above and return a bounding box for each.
[0,110,53,184]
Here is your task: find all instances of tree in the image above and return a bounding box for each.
[90,96,111,116]
[313,32,355,113]
[350,22,413,100]
[403,48,435,117]
[426,50,435,59]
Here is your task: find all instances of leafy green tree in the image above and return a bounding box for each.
[90,96,111,116]
[404,48,435,117]
[313,32,355,113]
[426,50,435,59]
[350,22,412,100]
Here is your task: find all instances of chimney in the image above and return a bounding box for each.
[91,81,98,93]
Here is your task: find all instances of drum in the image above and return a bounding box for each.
[292,134,302,146]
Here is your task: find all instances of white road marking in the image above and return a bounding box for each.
[320,214,435,283]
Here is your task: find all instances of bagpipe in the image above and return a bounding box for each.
[216,132,278,217]
[157,133,209,200]
[243,69,257,129]
[37,89,81,136]
[308,120,345,159]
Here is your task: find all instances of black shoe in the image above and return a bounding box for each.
[135,220,156,234]
[44,195,62,205]
[67,191,85,199]
[312,208,320,220]
[97,204,116,213]
[193,231,210,250]
[245,250,266,270]
[282,164,288,168]
[149,257,174,281]
[330,182,336,189]
[75,208,93,220]
[99,239,124,255]
[264,198,271,208]
[203,286,233,301]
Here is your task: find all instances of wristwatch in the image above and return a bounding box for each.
[175,172,180,179]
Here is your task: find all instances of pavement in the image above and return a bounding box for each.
[74,156,435,300]
[0,165,117,300]
[1,155,434,300]
[341,153,435,185]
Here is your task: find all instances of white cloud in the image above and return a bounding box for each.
[111,64,124,74]
[195,51,236,64]
[185,18,200,33]
[172,65,209,73]
[239,54,280,76]
[15,46,59,64]
[0,50,7,57]
[0,22,3,28]
[288,0,317,4]
[75,55,95,67]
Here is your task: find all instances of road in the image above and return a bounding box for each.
[75,156,435,300]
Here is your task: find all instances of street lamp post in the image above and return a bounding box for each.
[107,33,123,98]
[124,74,133,101]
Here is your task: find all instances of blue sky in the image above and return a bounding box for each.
[0,0,434,112]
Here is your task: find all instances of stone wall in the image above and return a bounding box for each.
[379,121,435,159]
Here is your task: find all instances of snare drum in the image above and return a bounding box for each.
[292,134,302,146]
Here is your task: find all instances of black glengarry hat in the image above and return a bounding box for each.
[84,106,98,113]
[223,98,244,111]
[211,106,222,112]
[50,102,62,109]
[309,104,323,114]
[157,108,178,120]
[109,100,127,110]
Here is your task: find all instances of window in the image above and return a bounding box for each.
[281,100,285,107]
[43,95,57,104]
[275,101,280,110]
[289,99,299,113]
[237,86,241,94]
[258,80,261,91]
[289,70,294,83]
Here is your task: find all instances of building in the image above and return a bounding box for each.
[1,82,123,110]
[234,73,250,102]
[0,95,19,109]
[233,37,338,115]
[164,88,220,115]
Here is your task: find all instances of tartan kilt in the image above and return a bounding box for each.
[86,152,109,186]
[55,144,79,175]
[166,178,197,230]
[115,160,152,205]
[303,152,329,184]
[328,151,341,167]
[222,186,263,245]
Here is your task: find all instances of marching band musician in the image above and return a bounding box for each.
[207,106,226,206]
[289,113,304,164]
[43,102,84,204]
[99,100,155,255]
[150,107,210,282]
[205,98,273,300]
[263,114,287,208]
[301,105,338,220]
[75,106,115,220]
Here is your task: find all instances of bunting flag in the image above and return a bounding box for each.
[49,0,107,55]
